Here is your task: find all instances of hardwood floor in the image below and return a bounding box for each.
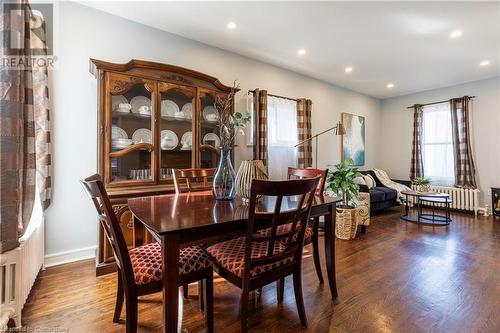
[21,208,500,332]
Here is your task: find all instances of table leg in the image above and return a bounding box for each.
[133,215,144,247]
[161,235,180,333]
[405,194,409,216]
[323,203,338,299]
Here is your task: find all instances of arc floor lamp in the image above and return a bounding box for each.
[294,121,345,168]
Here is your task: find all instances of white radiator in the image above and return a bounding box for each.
[0,217,45,329]
[411,185,480,215]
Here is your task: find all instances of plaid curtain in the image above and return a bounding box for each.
[409,104,424,180]
[297,98,312,168]
[0,1,52,253]
[252,89,268,166]
[450,97,476,188]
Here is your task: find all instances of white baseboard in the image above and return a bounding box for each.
[44,246,97,268]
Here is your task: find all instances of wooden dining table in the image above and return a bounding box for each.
[128,191,341,333]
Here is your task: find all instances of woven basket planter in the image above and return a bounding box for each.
[236,160,268,202]
[335,207,358,240]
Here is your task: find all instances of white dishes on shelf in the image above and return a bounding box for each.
[112,138,133,149]
[161,100,179,117]
[112,126,128,140]
[160,130,178,150]
[174,110,186,119]
[111,126,132,149]
[132,128,152,144]
[181,103,193,119]
[203,133,220,147]
[130,96,151,115]
[116,103,132,113]
[202,106,219,122]
[112,95,128,112]
[180,131,192,150]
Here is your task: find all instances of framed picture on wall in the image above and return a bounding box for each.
[341,112,365,166]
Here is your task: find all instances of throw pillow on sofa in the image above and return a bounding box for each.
[364,174,376,189]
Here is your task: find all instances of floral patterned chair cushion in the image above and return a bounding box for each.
[129,242,212,285]
[205,236,294,278]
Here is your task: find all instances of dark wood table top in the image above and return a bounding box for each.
[128,191,341,236]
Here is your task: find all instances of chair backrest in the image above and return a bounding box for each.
[244,177,320,280]
[80,174,134,282]
[172,168,216,194]
[287,167,328,195]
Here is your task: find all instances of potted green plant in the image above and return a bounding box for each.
[327,158,362,240]
[413,177,431,193]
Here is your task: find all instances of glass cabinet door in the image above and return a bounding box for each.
[107,74,155,184]
[158,83,195,180]
[199,91,221,168]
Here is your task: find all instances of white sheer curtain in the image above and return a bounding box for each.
[422,102,455,185]
[267,96,298,180]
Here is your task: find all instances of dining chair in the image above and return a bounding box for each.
[80,174,214,333]
[172,167,216,299]
[287,167,328,285]
[206,177,320,332]
[172,168,216,194]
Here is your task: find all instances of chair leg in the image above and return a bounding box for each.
[240,290,249,333]
[292,271,307,329]
[199,280,205,311]
[311,229,324,284]
[277,277,285,303]
[183,284,189,298]
[113,272,124,323]
[203,274,214,333]
[125,293,138,333]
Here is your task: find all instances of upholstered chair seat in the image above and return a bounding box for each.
[206,236,294,278]
[130,243,212,285]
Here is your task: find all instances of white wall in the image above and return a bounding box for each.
[45,2,381,260]
[379,77,500,204]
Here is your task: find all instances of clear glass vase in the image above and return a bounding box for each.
[212,148,236,200]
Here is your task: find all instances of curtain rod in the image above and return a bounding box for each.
[247,90,298,102]
[406,96,476,109]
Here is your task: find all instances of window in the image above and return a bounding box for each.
[267,96,298,180]
[421,102,455,185]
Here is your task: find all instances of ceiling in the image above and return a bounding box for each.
[80,1,500,99]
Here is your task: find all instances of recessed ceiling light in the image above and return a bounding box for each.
[297,49,306,56]
[227,22,236,30]
[386,83,395,89]
[344,67,353,73]
[480,60,490,67]
[450,30,462,39]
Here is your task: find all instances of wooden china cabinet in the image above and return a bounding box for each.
[89,59,236,275]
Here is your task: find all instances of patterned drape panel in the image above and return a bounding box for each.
[252,89,268,166]
[450,97,477,188]
[0,2,52,253]
[31,10,52,209]
[297,98,312,168]
[409,104,424,180]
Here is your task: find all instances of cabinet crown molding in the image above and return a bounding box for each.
[89,58,239,93]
